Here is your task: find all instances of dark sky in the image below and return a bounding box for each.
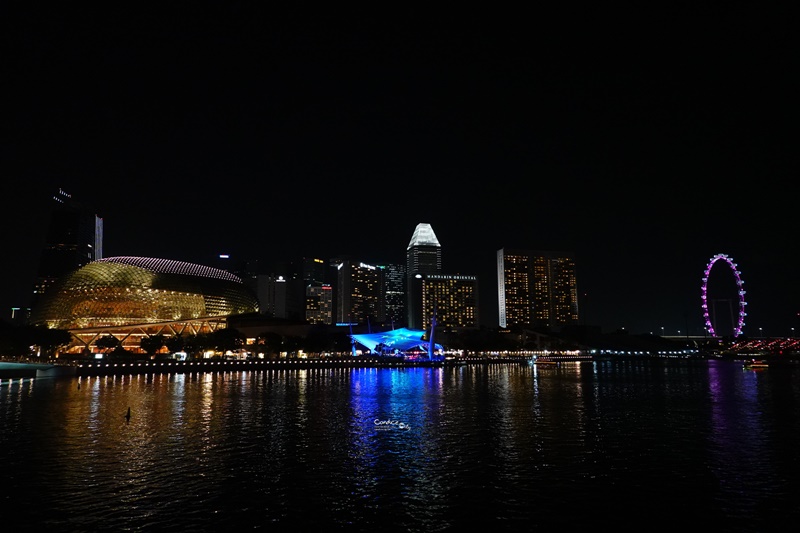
[2,6,796,336]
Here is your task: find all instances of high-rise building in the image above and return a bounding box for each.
[256,274,286,319]
[497,248,579,331]
[305,284,333,325]
[301,257,328,285]
[333,258,382,325]
[380,262,406,328]
[412,273,478,330]
[31,189,103,313]
[249,259,307,321]
[406,223,442,329]
[301,257,333,325]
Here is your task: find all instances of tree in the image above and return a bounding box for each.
[210,327,244,356]
[183,333,210,358]
[165,334,185,355]
[282,335,302,358]
[111,344,132,360]
[332,332,355,355]
[31,326,73,358]
[257,331,282,359]
[0,321,34,358]
[0,323,72,360]
[95,335,120,353]
[140,334,165,359]
[303,325,336,355]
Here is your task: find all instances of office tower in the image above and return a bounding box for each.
[301,257,328,285]
[255,272,305,321]
[333,258,382,325]
[255,274,288,319]
[251,259,307,320]
[298,257,332,324]
[305,284,333,325]
[406,223,442,329]
[497,249,579,331]
[32,188,103,312]
[411,273,478,330]
[380,263,406,328]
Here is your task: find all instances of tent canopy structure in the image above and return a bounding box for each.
[350,328,443,355]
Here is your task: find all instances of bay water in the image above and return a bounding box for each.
[2,359,798,532]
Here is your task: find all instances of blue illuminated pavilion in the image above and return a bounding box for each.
[350,328,443,357]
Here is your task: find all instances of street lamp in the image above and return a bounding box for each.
[661,326,665,337]
[759,327,763,337]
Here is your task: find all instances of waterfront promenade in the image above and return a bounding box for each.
[4,348,798,380]
[1,355,539,379]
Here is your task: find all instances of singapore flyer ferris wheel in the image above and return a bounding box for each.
[701,253,747,338]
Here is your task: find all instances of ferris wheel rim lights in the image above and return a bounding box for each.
[700,253,747,338]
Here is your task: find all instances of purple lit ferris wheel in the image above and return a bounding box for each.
[701,253,747,338]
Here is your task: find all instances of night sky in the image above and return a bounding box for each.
[3,6,796,336]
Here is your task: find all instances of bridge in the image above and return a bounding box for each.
[0,361,76,379]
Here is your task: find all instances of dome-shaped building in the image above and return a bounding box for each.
[30,257,259,355]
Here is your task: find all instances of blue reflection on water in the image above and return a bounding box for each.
[2,361,799,532]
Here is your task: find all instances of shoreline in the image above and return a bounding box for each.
[3,357,532,379]
[3,353,798,380]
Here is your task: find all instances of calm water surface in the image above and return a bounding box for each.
[2,359,799,532]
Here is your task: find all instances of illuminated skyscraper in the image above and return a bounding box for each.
[302,257,334,324]
[305,284,333,325]
[31,189,103,313]
[406,223,442,329]
[497,248,579,330]
[333,258,382,325]
[380,262,405,328]
[412,273,478,330]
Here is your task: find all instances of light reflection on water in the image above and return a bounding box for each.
[2,360,799,532]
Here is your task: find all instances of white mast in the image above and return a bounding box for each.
[349,315,357,357]
[427,306,437,359]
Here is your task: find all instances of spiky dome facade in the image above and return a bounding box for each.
[30,257,259,330]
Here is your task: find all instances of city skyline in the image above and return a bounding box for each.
[3,7,795,336]
[3,188,795,338]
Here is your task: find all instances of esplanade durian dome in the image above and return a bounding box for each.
[30,256,259,330]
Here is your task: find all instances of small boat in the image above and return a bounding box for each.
[743,358,769,369]
[529,356,558,366]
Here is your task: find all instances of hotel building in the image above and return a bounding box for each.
[497,248,579,331]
